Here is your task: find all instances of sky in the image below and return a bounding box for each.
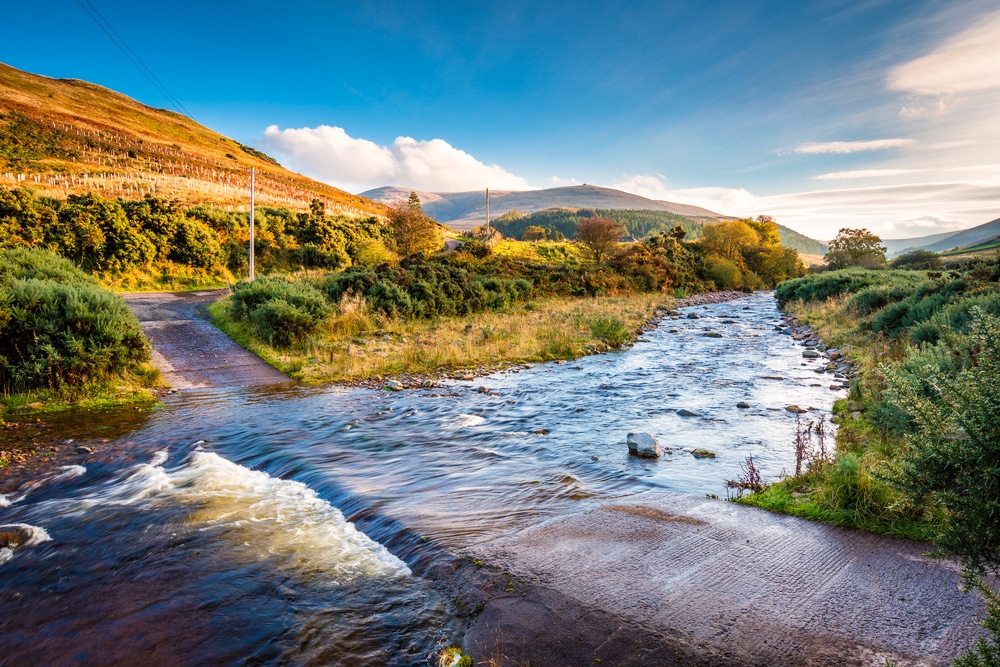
[4,0,1000,240]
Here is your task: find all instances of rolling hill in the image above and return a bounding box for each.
[882,217,1000,256]
[363,184,828,255]
[0,62,384,217]
[361,184,728,228]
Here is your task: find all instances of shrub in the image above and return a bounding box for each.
[230,277,330,347]
[589,316,630,348]
[0,248,149,391]
[705,256,742,290]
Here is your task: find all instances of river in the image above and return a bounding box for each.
[0,292,845,665]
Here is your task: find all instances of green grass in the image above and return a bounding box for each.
[737,474,936,542]
[1,373,162,422]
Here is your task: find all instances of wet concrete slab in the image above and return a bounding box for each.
[468,492,983,666]
[124,291,291,389]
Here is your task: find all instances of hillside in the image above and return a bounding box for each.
[364,184,827,255]
[882,217,1000,257]
[0,62,383,217]
[361,184,729,228]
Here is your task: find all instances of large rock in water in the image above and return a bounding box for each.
[627,432,662,458]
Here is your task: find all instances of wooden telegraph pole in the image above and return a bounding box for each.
[249,167,255,281]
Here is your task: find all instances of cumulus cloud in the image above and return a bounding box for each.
[261,124,531,193]
[792,139,913,155]
[888,10,1000,96]
[814,169,920,180]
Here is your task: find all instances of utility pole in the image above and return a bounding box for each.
[249,167,255,281]
[486,187,490,232]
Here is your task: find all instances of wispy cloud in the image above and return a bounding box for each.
[792,139,913,155]
[261,124,531,193]
[814,169,920,180]
[887,9,1000,96]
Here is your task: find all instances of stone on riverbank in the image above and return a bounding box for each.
[385,380,404,391]
[627,432,661,458]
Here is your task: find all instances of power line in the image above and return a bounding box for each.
[73,0,193,119]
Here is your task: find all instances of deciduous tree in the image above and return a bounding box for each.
[387,199,442,257]
[575,216,624,263]
[825,228,886,269]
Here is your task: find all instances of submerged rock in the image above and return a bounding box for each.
[677,409,702,418]
[802,350,820,358]
[785,405,808,414]
[627,432,662,458]
[703,331,723,338]
[736,401,751,409]
[691,449,716,459]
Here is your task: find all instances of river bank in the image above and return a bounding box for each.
[3,291,977,665]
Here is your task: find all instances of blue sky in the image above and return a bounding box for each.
[4,0,1000,239]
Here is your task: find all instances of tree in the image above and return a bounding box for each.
[824,228,886,269]
[700,220,760,263]
[407,191,422,212]
[743,215,781,247]
[575,216,624,263]
[387,199,442,257]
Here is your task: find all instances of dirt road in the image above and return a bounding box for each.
[124,290,290,389]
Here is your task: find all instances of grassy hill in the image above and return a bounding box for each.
[882,217,1000,257]
[0,62,384,217]
[361,184,728,229]
[487,207,827,255]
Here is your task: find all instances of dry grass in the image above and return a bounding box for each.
[212,293,671,383]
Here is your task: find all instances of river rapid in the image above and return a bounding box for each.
[0,292,845,665]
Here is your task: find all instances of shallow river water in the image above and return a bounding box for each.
[0,292,845,665]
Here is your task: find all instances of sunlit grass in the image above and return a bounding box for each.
[210,293,670,383]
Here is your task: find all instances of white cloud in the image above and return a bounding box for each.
[612,173,758,217]
[814,169,920,180]
[792,139,913,155]
[888,10,1000,96]
[261,124,531,193]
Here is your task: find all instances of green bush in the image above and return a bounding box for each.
[0,248,149,391]
[705,256,742,290]
[589,316,630,348]
[230,277,331,347]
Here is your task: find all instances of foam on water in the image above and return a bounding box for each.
[452,414,485,428]
[68,449,410,581]
[0,522,53,566]
[0,494,10,508]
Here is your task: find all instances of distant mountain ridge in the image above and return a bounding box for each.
[0,62,384,217]
[882,217,1000,256]
[363,184,828,255]
[360,184,728,227]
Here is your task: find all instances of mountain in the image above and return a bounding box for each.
[363,184,828,255]
[882,217,1000,256]
[0,62,384,217]
[360,184,728,228]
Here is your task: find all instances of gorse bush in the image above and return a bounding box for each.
[229,277,331,348]
[0,187,390,280]
[0,248,149,392]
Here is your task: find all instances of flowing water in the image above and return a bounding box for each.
[0,293,845,665]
